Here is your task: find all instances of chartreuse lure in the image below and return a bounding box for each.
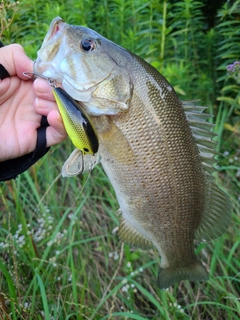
[52,87,98,155]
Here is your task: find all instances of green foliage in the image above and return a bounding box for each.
[0,0,239,319]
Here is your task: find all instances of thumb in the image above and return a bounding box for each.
[46,110,67,147]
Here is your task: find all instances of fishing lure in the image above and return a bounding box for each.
[52,87,99,154]
[23,69,99,155]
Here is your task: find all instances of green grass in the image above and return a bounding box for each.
[0,0,240,319]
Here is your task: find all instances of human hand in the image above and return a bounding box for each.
[0,44,67,162]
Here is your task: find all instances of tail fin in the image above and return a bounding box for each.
[158,260,208,289]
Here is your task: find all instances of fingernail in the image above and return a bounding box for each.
[55,110,62,122]
[33,78,40,91]
[33,78,46,92]
[35,97,39,108]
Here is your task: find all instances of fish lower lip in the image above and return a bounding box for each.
[34,60,63,83]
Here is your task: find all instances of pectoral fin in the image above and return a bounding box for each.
[95,116,136,165]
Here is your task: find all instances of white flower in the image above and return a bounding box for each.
[122,286,128,292]
[68,213,74,220]
[18,235,25,242]
[113,252,119,260]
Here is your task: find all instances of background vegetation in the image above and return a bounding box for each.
[0,0,239,319]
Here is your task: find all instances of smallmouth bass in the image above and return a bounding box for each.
[34,17,232,289]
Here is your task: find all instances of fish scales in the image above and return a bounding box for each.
[96,56,205,264]
[34,17,232,288]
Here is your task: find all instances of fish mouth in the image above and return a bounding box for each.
[34,17,68,82]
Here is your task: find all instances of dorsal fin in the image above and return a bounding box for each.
[182,100,218,176]
[183,100,232,241]
[195,176,232,241]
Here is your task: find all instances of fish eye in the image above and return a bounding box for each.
[80,38,96,52]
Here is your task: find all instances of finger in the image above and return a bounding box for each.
[33,78,56,101]
[0,44,33,79]
[0,77,10,95]
[34,97,58,115]
[46,110,67,147]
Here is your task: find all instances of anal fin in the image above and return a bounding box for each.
[118,218,153,249]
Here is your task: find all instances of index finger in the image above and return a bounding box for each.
[33,78,56,101]
[0,44,33,79]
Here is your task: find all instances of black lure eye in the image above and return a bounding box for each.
[81,39,96,52]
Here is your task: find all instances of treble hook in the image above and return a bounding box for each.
[23,61,57,88]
